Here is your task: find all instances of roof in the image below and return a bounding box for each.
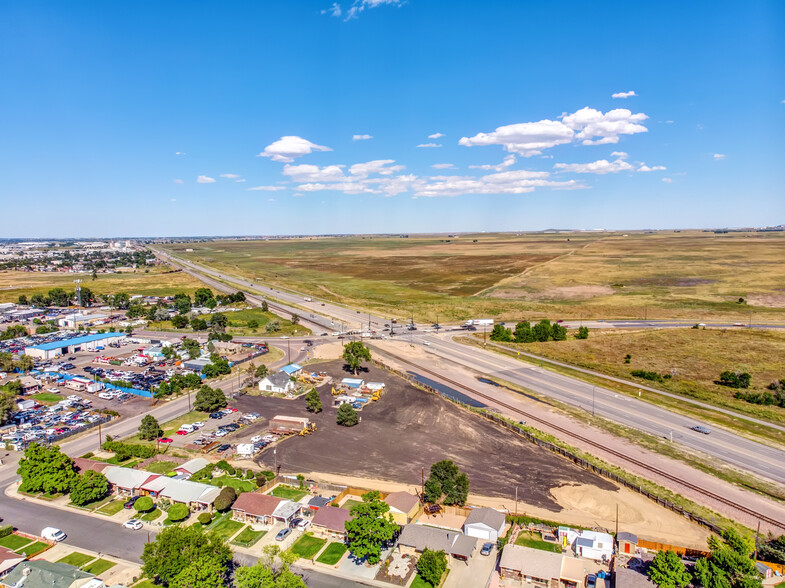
[499,544,562,579]
[104,466,158,489]
[464,507,506,532]
[312,506,353,533]
[576,537,594,548]
[73,457,108,474]
[341,378,364,386]
[617,532,638,544]
[175,457,210,475]
[615,567,656,588]
[2,560,94,588]
[232,492,283,517]
[0,545,24,570]
[25,332,126,351]
[159,478,220,504]
[397,525,476,557]
[451,534,478,559]
[140,476,170,493]
[266,372,293,388]
[560,556,587,583]
[308,496,332,509]
[273,500,301,520]
[281,363,303,374]
[384,491,419,514]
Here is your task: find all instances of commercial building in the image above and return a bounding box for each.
[57,313,108,328]
[23,332,127,360]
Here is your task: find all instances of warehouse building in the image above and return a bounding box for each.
[24,332,127,360]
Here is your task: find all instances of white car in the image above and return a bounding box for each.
[192,421,205,428]
[123,519,143,530]
[297,520,311,531]
[250,435,262,444]
[244,414,258,422]
[48,388,61,394]
[98,392,114,400]
[67,395,81,401]
[41,527,66,542]
[214,429,229,437]
[423,340,431,346]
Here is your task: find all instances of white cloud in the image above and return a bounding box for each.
[431,163,456,170]
[220,173,240,179]
[414,170,583,198]
[170,198,177,202]
[248,185,286,191]
[321,2,341,16]
[662,177,673,183]
[235,178,246,183]
[197,175,216,183]
[258,136,332,163]
[283,163,347,183]
[638,164,666,172]
[175,152,185,156]
[348,159,404,177]
[417,143,442,148]
[428,132,444,139]
[554,158,634,174]
[352,134,373,141]
[610,151,628,159]
[612,90,637,99]
[173,179,184,185]
[562,107,648,145]
[469,154,516,171]
[268,198,277,202]
[459,119,574,157]
[344,0,403,20]
[713,153,726,160]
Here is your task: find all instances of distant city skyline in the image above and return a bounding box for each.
[1,1,783,238]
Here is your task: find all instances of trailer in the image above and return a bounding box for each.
[464,319,494,327]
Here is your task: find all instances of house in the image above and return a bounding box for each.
[0,546,25,576]
[16,376,41,394]
[560,556,589,588]
[463,507,506,541]
[157,479,221,511]
[258,372,296,395]
[311,506,353,539]
[231,492,283,525]
[272,500,302,525]
[616,532,638,556]
[573,531,613,562]
[72,458,109,475]
[397,525,477,561]
[103,466,158,496]
[307,496,332,511]
[384,491,420,525]
[280,363,303,376]
[183,358,210,372]
[213,341,242,355]
[173,457,210,477]
[0,560,99,588]
[499,544,562,585]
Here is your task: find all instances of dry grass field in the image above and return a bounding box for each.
[162,231,785,323]
[0,268,207,302]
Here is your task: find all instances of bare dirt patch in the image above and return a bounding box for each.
[747,294,785,308]
[488,285,615,301]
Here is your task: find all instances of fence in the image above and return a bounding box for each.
[46,414,113,445]
[372,356,728,536]
[637,539,709,558]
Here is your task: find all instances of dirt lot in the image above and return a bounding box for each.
[233,360,616,512]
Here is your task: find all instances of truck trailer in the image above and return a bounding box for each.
[464,319,494,327]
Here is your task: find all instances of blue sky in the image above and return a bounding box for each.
[1,0,783,238]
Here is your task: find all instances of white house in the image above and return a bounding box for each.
[463,507,507,541]
[258,372,296,394]
[572,530,614,561]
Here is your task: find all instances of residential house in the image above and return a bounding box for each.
[103,466,158,496]
[258,372,296,395]
[213,341,242,355]
[280,363,303,377]
[573,531,613,562]
[560,556,589,588]
[463,507,506,541]
[384,491,420,525]
[16,376,41,394]
[397,525,477,561]
[232,493,284,525]
[0,546,25,576]
[311,506,353,539]
[173,457,210,477]
[616,532,638,556]
[0,560,100,588]
[307,496,332,512]
[157,479,221,511]
[499,544,563,585]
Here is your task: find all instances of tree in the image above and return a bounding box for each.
[210,313,228,331]
[344,491,399,565]
[343,341,371,375]
[261,300,269,312]
[134,496,154,513]
[141,525,231,585]
[551,323,567,341]
[0,391,16,425]
[532,319,552,342]
[17,443,78,495]
[648,550,691,588]
[265,320,280,333]
[17,294,28,305]
[575,326,590,339]
[70,471,109,506]
[693,529,761,588]
[112,292,130,310]
[235,562,307,588]
[417,549,447,587]
[290,314,299,325]
[757,535,785,565]
[194,288,214,307]
[153,307,170,322]
[48,287,70,307]
[247,319,259,330]
[255,364,269,379]
[424,459,470,506]
[138,415,163,441]
[172,314,189,328]
[514,321,533,343]
[194,385,227,412]
[337,403,359,426]
[170,556,227,588]
[181,338,201,359]
[718,371,751,389]
[305,388,322,413]
[167,503,190,522]
[190,317,208,331]
[214,486,237,511]
[490,324,512,342]
[173,293,192,315]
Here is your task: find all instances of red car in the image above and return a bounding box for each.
[158,438,173,444]
[175,430,188,435]
[226,407,238,412]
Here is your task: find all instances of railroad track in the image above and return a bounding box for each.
[376,348,785,531]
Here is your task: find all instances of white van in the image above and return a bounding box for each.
[41,527,66,542]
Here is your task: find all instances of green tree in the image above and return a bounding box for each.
[141,525,231,585]
[134,496,154,513]
[167,503,190,522]
[190,317,208,331]
[247,319,260,330]
[235,562,307,588]
[48,287,71,307]
[694,529,761,588]
[265,320,280,333]
[112,292,130,310]
[210,313,228,331]
[490,324,512,342]
[194,385,227,412]
[194,288,214,307]
[261,300,269,312]
[172,314,189,328]
[417,548,447,587]
[170,555,227,588]
[214,486,237,512]
[344,491,399,565]
[648,550,692,588]
[551,323,567,341]
[757,535,785,565]
[138,415,163,441]
[575,326,590,339]
[532,319,552,342]
[342,341,371,375]
[17,294,28,305]
[0,390,16,425]
[718,371,752,389]
[424,459,470,506]
[336,403,359,426]
[514,321,533,343]
[17,443,78,495]
[30,292,48,307]
[305,388,322,413]
[255,364,269,379]
[290,314,299,325]
[70,471,109,506]
[173,293,192,315]
[181,338,201,359]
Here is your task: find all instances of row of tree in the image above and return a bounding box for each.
[490,320,587,343]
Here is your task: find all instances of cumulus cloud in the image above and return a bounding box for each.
[554,158,634,174]
[713,153,726,160]
[344,0,403,20]
[352,134,373,141]
[258,136,332,163]
[428,132,445,139]
[283,163,348,183]
[196,175,216,183]
[431,163,456,170]
[268,198,276,202]
[469,154,516,171]
[235,178,246,183]
[414,170,583,198]
[662,177,673,183]
[220,173,240,179]
[612,90,637,99]
[638,164,666,172]
[610,151,628,159]
[322,2,341,16]
[248,185,286,191]
[173,179,184,184]
[460,120,574,157]
[348,160,404,177]
[417,142,442,148]
[561,107,648,145]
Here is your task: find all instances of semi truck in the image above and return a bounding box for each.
[464,319,494,327]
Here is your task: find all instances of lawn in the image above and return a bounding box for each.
[231,526,266,547]
[96,500,125,516]
[316,542,348,565]
[211,475,256,493]
[57,552,95,568]
[515,532,562,553]
[29,392,63,404]
[16,541,48,557]
[140,508,162,521]
[0,534,32,550]
[208,516,244,540]
[145,461,180,475]
[341,499,363,512]
[269,485,307,501]
[82,559,117,575]
[289,533,327,560]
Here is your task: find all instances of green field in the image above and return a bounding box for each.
[269,485,307,501]
[515,532,562,553]
[145,461,179,475]
[57,552,95,568]
[149,306,309,337]
[16,541,48,557]
[316,542,348,565]
[289,533,327,559]
[341,499,363,512]
[29,392,63,404]
[160,231,785,323]
[140,508,162,521]
[96,500,125,516]
[0,534,31,550]
[207,516,244,540]
[211,475,256,493]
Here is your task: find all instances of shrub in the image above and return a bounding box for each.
[102,440,155,459]
[631,369,663,382]
[81,452,94,459]
[336,403,359,427]
[718,371,751,389]
[167,503,190,522]
[261,470,275,481]
[134,496,155,513]
[214,486,237,512]
[197,512,212,525]
[0,525,13,538]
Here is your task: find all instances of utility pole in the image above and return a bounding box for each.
[754,520,761,559]
[97,421,102,450]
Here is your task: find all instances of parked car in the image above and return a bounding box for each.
[275,528,292,541]
[158,437,173,444]
[297,520,311,531]
[209,412,224,419]
[289,518,303,529]
[123,519,143,530]
[124,496,140,509]
[250,435,262,444]
[41,527,66,542]
[481,542,494,556]
[587,574,597,588]
[216,444,231,453]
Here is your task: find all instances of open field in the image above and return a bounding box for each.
[160,231,785,322]
[490,327,785,427]
[149,307,309,337]
[0,267,207,302]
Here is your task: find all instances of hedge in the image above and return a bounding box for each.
[102,440,155,459]
[0,525,13,538]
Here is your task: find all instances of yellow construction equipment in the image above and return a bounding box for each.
[331,386,340,396]
[298,422,317,436]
